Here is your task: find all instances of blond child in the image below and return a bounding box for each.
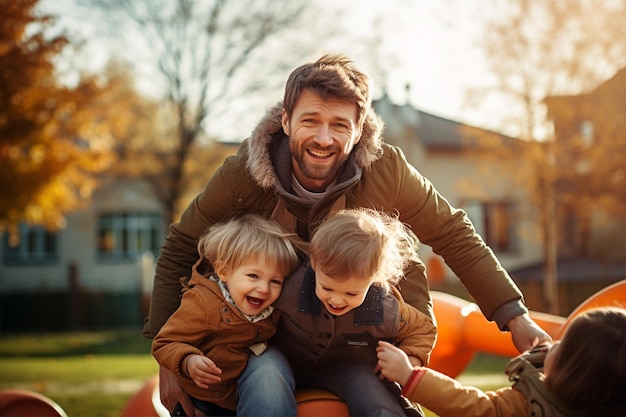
[377,307,626,417]
[272,208,437,416]
[152,213,304,415]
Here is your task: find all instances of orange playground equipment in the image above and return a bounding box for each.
[0,389,68,417]
[1,280,624,416]
[117,279,626,417]
[431,279,626,377]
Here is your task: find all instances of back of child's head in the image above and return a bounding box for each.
[309,208,418,289]
[545,307,626,415]
[198,213,303,275]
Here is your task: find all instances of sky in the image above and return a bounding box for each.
[320,0,490,121]
[39,0,497,139]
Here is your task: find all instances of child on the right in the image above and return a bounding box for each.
[272,207,436,417]
[376,306,626,417]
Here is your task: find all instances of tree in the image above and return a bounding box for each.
[544,69,626,262]
[75,0,333,223]
[0,0,117,240]
[94,59,243,223]
[99,60,242,221]
[465,0,626,313]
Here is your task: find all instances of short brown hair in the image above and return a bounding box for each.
[283,53,372,129]
[545,307,626,414]
[309,208,419,290]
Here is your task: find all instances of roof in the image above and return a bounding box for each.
[544,66,626,105]
[373,93,518,151]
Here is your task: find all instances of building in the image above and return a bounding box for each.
[1,177,167,330]
[515,67,626,313]
[374,94,544,284]
[376,88,624,314]
[2,88,623,330]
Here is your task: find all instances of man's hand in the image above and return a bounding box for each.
[159,366,197,416]
[507,313,552,352]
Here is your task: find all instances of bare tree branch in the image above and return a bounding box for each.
[74,0,325,222]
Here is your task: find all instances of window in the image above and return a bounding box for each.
[463,201,517,254]
[3,224,58,265]
[97,212,163,261]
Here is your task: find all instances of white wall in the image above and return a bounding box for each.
[0,178,164,293]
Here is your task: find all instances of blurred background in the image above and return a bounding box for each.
[2,0,624,331]
[1,1,624,415]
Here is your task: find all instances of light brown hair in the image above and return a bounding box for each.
[545,307,626,415]
[309,208,419,290]
[198,213,304,276]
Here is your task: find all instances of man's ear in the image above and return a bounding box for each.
[281,108,290,136]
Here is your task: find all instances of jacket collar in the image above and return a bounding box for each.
[245,101,385,190]
[298,265,386,325]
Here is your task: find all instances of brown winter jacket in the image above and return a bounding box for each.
[151,260,279,411]
[272,264,437,369]
[143,102,525,338]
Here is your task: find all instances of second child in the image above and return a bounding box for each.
[272,208,437,416]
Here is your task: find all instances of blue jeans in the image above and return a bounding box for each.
[293,357,410,417]
[237,346,297,416]
[237,346,414,417]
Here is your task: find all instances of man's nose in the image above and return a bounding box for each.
[314,124,333,146]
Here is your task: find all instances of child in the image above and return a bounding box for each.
[376,307,626,417]
[272,208,437,416]
[152,213,304,416]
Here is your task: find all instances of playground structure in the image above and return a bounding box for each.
[1,280,624,416]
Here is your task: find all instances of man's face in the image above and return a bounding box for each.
[282,89,361,192]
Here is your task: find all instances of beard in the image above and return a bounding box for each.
[290,141,346,185]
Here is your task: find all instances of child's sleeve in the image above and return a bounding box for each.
[152,287,217,382]
[393,287,437,365]
[403,367,526,417]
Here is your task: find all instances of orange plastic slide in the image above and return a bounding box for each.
[430,280,626,377]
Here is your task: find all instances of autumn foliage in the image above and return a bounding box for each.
[0,0,115,238]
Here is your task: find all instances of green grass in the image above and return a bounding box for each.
[0,329,158,417]
[0,330,511,417]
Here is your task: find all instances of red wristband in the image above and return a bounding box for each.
[402,367,426,397]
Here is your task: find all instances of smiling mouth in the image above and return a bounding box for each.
[247,296,264,308]
[308,148,334,159]
[327,302,346,313]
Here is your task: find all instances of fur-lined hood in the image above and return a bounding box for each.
[246,102,386,189]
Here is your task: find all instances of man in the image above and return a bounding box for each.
[143,53,551,416]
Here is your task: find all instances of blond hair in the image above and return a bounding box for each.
[198,213,303,275]
[309,208,418,290]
